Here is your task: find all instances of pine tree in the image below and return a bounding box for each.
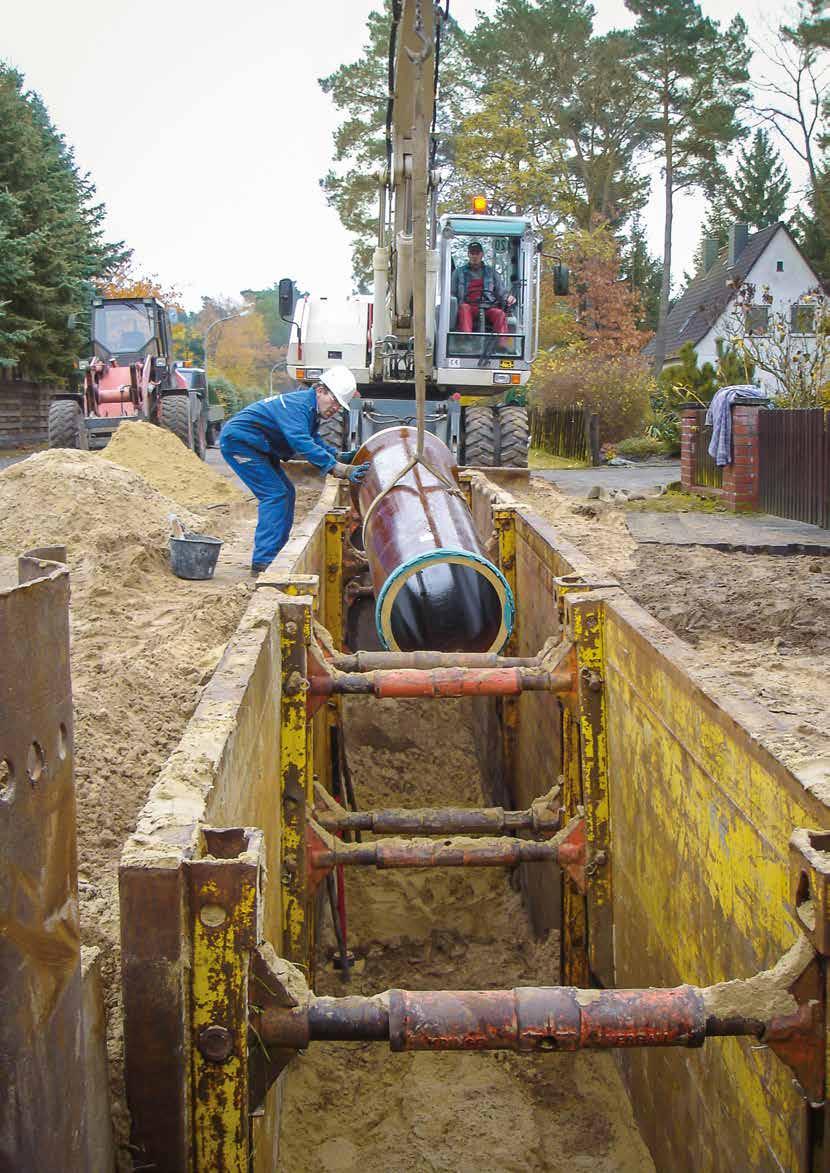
[792,165,830,278]
[621,213,663,330]
[691,191,731,272]
[625,0,750,373]
[464,4,652,229]
[0,64,126,380]
[728,130,791,229]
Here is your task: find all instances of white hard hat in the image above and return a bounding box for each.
[319,366,357,408]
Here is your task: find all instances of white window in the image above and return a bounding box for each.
[745,305,769,335]
[789,303,817,334]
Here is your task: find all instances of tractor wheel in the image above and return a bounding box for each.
[318,412,348,451]
[48,400,84,449]
[193,410,208,461]
[462,405,496,467]
[160,395,193,450]
[497,405,529,467]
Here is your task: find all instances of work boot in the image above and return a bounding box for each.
[251,563,268,578]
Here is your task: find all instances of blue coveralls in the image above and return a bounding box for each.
[219,386,338,570]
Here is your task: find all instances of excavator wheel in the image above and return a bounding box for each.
[318,413,348,451]
[160,395,193,450]
[496,404,529,467]
[462,405,496,467]
[48,400,86,450]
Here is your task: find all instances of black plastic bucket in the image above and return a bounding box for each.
[169,532,223,580]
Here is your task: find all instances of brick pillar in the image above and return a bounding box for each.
[680,409,699,491]
[722,405,761,512]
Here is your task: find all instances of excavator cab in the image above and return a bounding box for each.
[435,215,539,393]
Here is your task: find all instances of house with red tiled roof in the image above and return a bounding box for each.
[645,222,825,395]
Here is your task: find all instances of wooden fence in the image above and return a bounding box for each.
[529,406,600,465]
[0,381,55,448]
[686,409,723,489]
[759,407,829,528]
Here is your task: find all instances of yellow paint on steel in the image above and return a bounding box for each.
[560,702,588,986]
[494,507,521,805]
[191,874,256,1173]
[571,597,613,984]
[493,507,518,653]
[324,511,348,650]
[279,600,314,965]
[603,601,830,1170]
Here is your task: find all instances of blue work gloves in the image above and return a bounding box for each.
[331,460,370,483]
[347,462,370,484]
[337,449,359,464]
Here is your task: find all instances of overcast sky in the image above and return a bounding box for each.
[4,0,803,310]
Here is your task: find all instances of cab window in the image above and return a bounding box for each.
[446,234,524,358]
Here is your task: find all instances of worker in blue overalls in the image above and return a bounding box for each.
[219,367,368,575]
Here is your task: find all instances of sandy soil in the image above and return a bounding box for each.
[277,699,654,1173]
[519,478,830,769]
[104,419,244,506]
[0,443,322,1167]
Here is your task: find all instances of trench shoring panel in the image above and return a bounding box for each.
[604,593,830,1172]
[121,484,340,1173]
[512,512,572,939]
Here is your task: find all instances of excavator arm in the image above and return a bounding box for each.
[383,0,439,335]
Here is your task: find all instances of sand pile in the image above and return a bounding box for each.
[104,420,243,506]
[0,449,203,578]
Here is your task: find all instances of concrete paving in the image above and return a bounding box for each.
[626,510,830,553]
[533,460,680,497]
[0,447,43,471]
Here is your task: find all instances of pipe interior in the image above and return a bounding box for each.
[387,562,503,653]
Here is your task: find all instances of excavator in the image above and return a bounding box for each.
[280,0,567,468]
[47,296,210,457]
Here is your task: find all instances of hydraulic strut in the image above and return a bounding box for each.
[316,801,561,836]
[251,981,816,1056]
[309,665,574,699]
[308,833,577,870]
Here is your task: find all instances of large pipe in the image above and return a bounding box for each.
[352,427,514,652]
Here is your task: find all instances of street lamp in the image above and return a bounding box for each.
[203,309,250,392]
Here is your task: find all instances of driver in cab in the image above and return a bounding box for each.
[451,241,516,343]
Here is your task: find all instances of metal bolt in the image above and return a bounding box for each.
[285,621,298,637]
[198,1025,234,1063]
[579,667,602,692]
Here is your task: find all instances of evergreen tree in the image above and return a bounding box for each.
[620,213,663,330]
[624,0,750,372]
[0,64,126,380]
[792,165,830,278]
[691,191,731,272]
[464,4,652,229]
[728,129,791,229]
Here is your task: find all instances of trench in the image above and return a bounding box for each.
[277,697,654,1172]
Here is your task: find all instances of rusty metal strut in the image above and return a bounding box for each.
[316,802,561,837]
[252,983,810,1055]
[309,666,574,700]
[309,834,579,870]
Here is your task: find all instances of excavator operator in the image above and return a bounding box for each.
[451,241,516,339]
[219,366,368,576]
